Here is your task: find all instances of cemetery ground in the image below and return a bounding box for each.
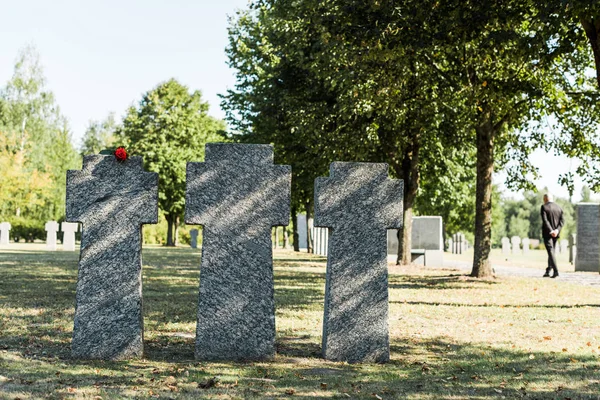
[0,247,599,399]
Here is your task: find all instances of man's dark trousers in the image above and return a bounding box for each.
[544,236,558,276]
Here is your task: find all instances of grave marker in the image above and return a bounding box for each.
[522,238,530,254]
[45,221,59,251]
[190,229,199,249]
[501,237,511,255]
[511,236,521,255]
[0,222,10,245]
[186,143,291,360]
[315,162,403,363]
[575,203,600,272]
[61,222,79,251]
[66,155,158,359]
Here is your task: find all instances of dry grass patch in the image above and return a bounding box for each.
[0,246,598,399]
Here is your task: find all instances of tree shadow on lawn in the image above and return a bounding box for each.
[388,273,499,290]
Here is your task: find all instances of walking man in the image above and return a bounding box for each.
[541,193,564,278]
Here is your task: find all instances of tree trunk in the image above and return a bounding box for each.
[395,135,420,265]
[581,18,600,89]
[165,213,175,247]
[174,215,180,246]
[291,205,299,251]
[471,120,495,278]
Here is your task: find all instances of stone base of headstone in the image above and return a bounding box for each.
[424,250,444,267]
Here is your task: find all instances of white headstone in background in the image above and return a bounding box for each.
[312,226,329,256]
[447,238,453,253]
[522,238,530,254]
[297,214,308,250]
[61,222,79,251]
[511,236,521,255]
[0,222,11,245]
[501,237,511,255]
[45,221,59,251]
[560,239,568,255]
[190,229,199,249]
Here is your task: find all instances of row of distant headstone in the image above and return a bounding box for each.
[0,221,79,251]
[447,233,470,254]
[64,143,403,363]
[501,236,570,255]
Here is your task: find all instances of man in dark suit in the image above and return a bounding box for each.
[541,193,564,278]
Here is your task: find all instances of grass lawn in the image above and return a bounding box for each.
[0,245,599,399]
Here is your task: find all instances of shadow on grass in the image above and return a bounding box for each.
[388,273,499,290]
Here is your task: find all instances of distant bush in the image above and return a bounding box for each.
[9,217,45,243]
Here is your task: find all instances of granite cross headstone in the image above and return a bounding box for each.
[0,222,10,245]
[189,229,199,249]
[61,222,79,251]
[511,236,521,255]
[560,239,568,255]
[66,155,158,360]
[186,143,291,360]
[501,237,511,255]
[315,162,403,363]
[45,221,59,251]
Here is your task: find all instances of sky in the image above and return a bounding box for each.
[0,0,590,202]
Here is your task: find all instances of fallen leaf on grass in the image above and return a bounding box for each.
[198,377,219,389]
[320,383,327,389]
[285,388,296,395]
[543,336,552,341]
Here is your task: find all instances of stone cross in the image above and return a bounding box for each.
[522,238,530,254]
[511,236,521,255]
[66,155,158,360]
[189,229,199,249]
[315,162,403,363]
[560,239,568,255]
[186,143,291,360]
[45,221,59,251]
[61,222,79,251]
[0,222,11,245]
[501,237,511,255]
[569,233,577,265]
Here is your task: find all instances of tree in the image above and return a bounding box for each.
[120,79,226,246]
[81,113,119,155]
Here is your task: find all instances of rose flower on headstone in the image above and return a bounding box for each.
[114,146,128,162]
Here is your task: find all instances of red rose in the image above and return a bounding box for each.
[114,147,127,162]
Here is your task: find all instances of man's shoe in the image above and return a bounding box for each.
[551,273,559,278]
[543,272,550,277]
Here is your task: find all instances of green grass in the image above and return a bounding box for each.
[0,246,599,399]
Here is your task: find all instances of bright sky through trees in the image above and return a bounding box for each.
[0,0,587,201]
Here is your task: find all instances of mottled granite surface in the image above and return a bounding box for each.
[575,203,600,272]
[186,143,291,360]
[66,155,158,360]
[315,162,403,363]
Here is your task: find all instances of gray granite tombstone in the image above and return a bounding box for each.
[0,222,10,245]
[189,229,199,249]
[297,214,308,250]
[511,236,521,255]
[575,203,600,272]
[66,155,158,360]
[315,162,403,363]
[501,237,511,255]
[186,143,291,360]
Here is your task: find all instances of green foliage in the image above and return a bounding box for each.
[81,113,119,155]
[120,79,226,245]
[0,46,80,223]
